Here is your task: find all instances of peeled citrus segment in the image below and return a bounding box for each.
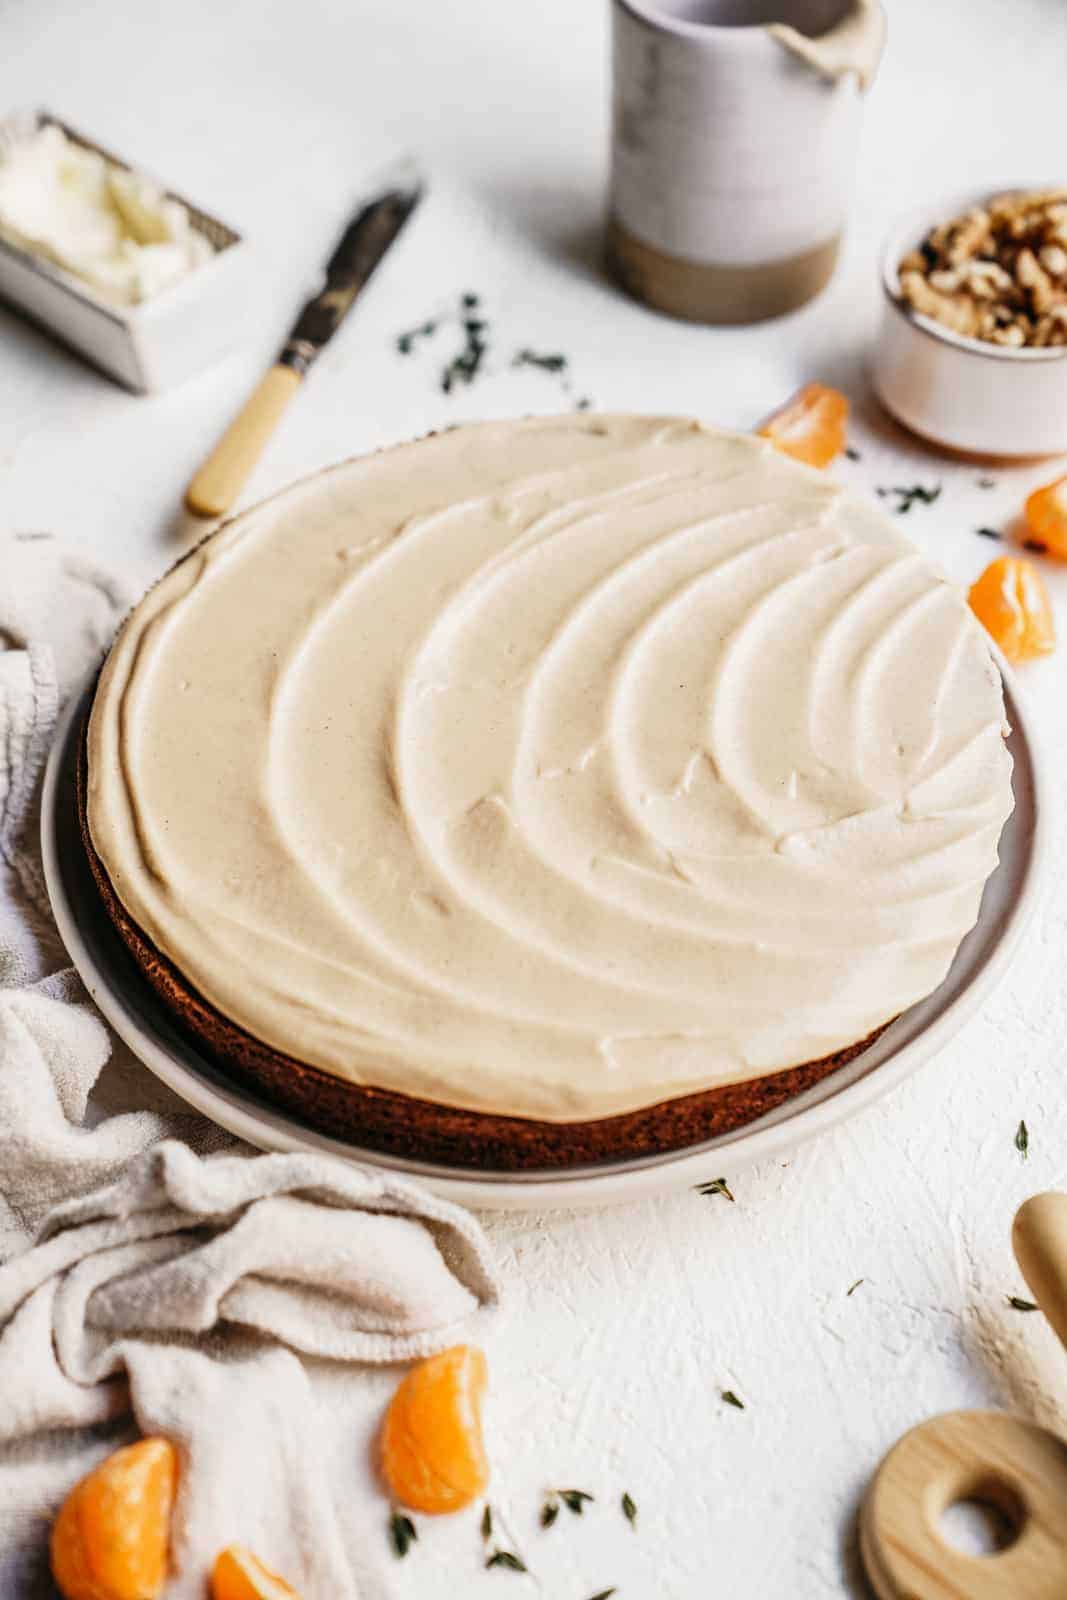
[211,1545,300,1600]
[756,382,850,468]
[380,1344,489,1514]
[1024,473,1067,557]
[50,1436,178,1600]
[968,555,1056,663]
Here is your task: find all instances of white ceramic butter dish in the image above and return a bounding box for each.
[873,188,1067,459]
[0,109,249,392]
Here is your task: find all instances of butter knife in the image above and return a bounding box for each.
[185,162,422,518]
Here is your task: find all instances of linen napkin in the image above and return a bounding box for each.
[0,532,500,1598]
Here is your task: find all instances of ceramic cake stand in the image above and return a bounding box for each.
[43,665,1048,1212]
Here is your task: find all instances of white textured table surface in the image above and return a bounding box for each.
[5,1,1067,1593]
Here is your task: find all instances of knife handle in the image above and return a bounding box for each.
[185,364,303,519]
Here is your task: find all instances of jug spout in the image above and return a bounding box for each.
[769,0,886,92]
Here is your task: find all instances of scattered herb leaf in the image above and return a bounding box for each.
[1023,538,1048,554]
[847,1279,865,1297]
[587,1590,618,1599]
[482,1505,493,1540]
[621,1491,637,1528]
[513,348,568,374]
[396,292,594,407]
[1016,1120,1029,1160]
[696,1176,735,1202]
[395,319,438,355]
[876,484,942,515]
[721,1389,745,1410]
[559,1489,595,1515]
[389,1511,417,1558]
[845,447,862,461]
[442,313,489,393]
[486,1549,527,1572]
[1008,1295,1039,1312]
[541,1497,560,1528]
[976,526,1002,540]
[977,476,997,489]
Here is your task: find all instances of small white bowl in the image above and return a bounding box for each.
[0,109,250,393]
[872,187,1067,459]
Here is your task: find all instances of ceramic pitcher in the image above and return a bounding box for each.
[608,0,886,323]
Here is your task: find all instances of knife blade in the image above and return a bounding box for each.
[280,162,423,376]
[185,162,423,519]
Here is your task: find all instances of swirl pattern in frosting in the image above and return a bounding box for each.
[87,417,1014,1121]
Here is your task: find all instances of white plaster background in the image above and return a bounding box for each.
[3,0,1067,1593]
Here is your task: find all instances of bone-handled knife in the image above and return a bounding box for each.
[185,162,423,519]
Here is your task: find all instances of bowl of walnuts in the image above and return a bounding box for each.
[873,185,1067,458]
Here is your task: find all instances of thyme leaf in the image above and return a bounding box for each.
[976,526,1002,540]
[845,447,862,461]
[441,314,489,393]
[876,483,942,515]
[395,319,438,355]
[696,1177,735,1202]
[540,1498,559,1528]
[621,1491,637,1528]
[587,1590,618,1599]
[847,1279,865,1296]
[388,1511,417,1558]
[486,1549,527,1572]
[396,290,594,407]
[558,1488,595,1515]
[513,348,568,374]
[481,1505,493,1540]
[721,1389,745,1410]
[1008,1295,1039,1312]
[1016,1120,1030,1160]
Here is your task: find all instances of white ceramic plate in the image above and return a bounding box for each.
[43,670,1048,1211]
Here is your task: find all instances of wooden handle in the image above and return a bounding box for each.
[861,1409,1067,1599]
[1013,1192,1067,1354]
[185,364,302,518]
[858,1194,1067,1598]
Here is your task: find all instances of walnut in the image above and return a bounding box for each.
[928,268,963,293]
[897,188,1067,348]
[898,249,928,276]
[899,269,979,335]
[1015,248,1058,312]
[945,209,991,264]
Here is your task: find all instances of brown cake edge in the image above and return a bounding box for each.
[77,710,890,1174]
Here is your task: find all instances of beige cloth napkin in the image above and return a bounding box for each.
[0,533,500,1598]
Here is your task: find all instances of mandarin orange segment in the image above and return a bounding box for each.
[968,556,1056,663]
[1024,473,1067,558]
[380,1344,489,1514]
[50,1437,177,1600]
[756,383,849,469]
[211,1545,301,1600]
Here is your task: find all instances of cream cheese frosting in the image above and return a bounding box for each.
[87,417,1014,1122]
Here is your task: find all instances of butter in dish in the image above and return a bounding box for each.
[0,109,250,392]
